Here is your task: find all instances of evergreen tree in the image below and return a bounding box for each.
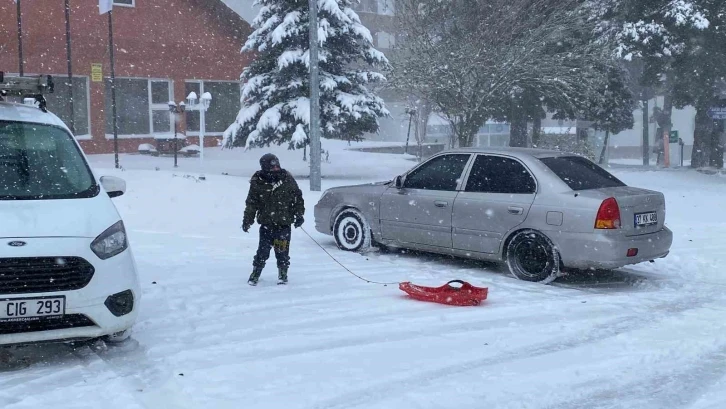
[487,5,635,150]
[670,0,726,168]
[587,65,636,136]
[222,0,389,150]
[590,0,708,62]
[589,0,716,167]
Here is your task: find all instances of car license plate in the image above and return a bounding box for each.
[0,297,65,323]
[635,212,658,227]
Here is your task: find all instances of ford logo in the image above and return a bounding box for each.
[8,241,26,247]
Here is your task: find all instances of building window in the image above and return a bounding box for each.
[377,0,394,15]
[149,80,172,134]
[113,0,134,6]
[45,76,91,138]
[376,32,395,49]
[476,123,510,147]
[353,0,376,13]
[184,81,241,134]
[104,78,172,136]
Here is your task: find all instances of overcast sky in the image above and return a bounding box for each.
[221,0,260,24]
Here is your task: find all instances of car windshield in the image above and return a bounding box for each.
[539,156,626,191]
[0,121,97,200]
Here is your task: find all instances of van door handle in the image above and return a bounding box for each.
[508,206,523,215]
[434,200,448,208]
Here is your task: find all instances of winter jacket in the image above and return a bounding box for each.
[243,169,305,227]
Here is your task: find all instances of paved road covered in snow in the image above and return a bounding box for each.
[2,146,726,409]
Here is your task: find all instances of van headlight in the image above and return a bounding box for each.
[91,221,128,260]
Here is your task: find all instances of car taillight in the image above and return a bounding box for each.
[595,197,621,229]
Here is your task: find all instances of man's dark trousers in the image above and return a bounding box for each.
[252,224,292,272]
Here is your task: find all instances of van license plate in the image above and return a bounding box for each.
[0,297,65,323]
[635,212,658,227]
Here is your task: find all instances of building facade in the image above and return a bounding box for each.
[0,0,251,154]
[348,0,412,144]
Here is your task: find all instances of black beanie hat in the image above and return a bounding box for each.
[260,153,281,172]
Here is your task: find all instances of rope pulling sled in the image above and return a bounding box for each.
[301,227,489,307]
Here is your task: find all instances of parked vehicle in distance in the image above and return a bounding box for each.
[314,147,673,283]
[0,73,140,346]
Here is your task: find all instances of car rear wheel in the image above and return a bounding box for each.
[333,209,371,252]
[505,230,560,284]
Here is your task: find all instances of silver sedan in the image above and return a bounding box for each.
[314,147,673,283]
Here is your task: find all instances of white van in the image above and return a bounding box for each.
[0,74,140,346]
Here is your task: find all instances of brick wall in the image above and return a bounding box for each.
[0,0,251,154]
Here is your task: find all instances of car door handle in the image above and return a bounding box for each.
[434,200,448,208]
[508,206,523,215]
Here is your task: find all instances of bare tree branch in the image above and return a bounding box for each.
[387,0,619,146]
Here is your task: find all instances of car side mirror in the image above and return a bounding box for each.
[394,175,404,189]
[100,176,126,198]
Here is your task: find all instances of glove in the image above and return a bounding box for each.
[294,215,304,228]
[242,222,252,232]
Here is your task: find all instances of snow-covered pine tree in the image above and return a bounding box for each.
[222,0,389,150]
[588,0,708,61]
[588,0,718,167]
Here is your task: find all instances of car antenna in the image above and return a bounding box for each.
[0,72,54,113]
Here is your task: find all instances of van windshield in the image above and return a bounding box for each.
[0,121,98,200]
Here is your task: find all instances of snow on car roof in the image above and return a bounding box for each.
[0,101,71,132]
[447,146,575,159]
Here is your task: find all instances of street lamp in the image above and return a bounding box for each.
[186,91,212,168]
[168,100,186,168]
[404,107,417,155]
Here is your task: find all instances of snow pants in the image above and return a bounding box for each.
[253,224,292,270]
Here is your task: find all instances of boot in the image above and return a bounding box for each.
[277,268,288,285]
[248,267,262,286]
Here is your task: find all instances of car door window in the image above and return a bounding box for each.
[404,154,470,191]
[465,155,536,194]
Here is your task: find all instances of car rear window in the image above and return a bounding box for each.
[538,156,626,191]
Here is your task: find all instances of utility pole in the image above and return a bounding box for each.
[404,107,416,155]
[65,0,75,135]
[108,10,120,169]
[642,99,649,166]
[16,0,23,76]
[308,0,321,191]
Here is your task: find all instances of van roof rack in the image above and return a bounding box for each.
[0,72,54,113]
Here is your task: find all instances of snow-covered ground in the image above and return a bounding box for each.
[86,140,416,179]
[609,157,692,167]
[2,142,726,409]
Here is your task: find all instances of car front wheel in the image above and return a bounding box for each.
[505,230,560,284]
[333,209,371,252]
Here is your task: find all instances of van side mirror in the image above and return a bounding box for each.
[100,176,126,198]
[394,175,404,189]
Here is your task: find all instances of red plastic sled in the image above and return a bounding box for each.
[399,280,488,306]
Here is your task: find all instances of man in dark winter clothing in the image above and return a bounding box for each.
[242,153,305,285]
